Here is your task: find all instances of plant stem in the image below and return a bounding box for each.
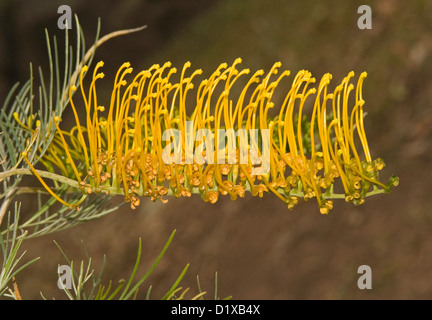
[0,167,388,217]
[0,168,80,189]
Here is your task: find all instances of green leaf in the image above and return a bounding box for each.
[161,263,190,300]
[121,229,177,300]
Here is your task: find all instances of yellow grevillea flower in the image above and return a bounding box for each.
[28,58,398,213]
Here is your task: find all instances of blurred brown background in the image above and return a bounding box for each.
[1,0,431,299]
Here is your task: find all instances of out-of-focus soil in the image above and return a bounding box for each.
[1,0,432,299]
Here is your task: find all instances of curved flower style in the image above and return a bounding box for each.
[22,58,398,213]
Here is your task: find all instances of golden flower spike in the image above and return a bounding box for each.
[39,58,398,213]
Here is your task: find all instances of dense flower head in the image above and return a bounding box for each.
[21,58,398,213]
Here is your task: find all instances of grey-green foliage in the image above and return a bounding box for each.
[45,230,227,300]
[0,15,114,236]
[0,206,39,299]
[49,231,184,300]
[0,16,92,194]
